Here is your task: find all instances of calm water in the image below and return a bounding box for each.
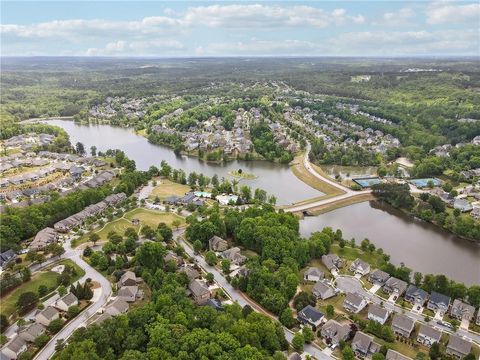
[46,120,479,285]
[45,120,323,205]
[300,201,480,285]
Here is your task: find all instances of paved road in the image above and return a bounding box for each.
[33,240,112,360]
[174,230,333,360]
[284,143,371,213]
[334,276,480,346]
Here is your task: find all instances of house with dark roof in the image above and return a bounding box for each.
[350,258,370,276]
[188,279,211,305]
[118,270,138,287]
[321,254,343,271]
[343,293,367,313]
[303,267,324,282]
[368,269,390,285]
[450,299,475,322]
[404,285,428,305]
[351,331,379,358]
[0,250,16,270]
[417,324,441,347]
[297,305,324,328]
[367,304,389,325]
[391,314,415,338]
[446,334,472,358]
[313,281,336,300]
[427,292,451,314]
[320,320,350,345]
[383,277,408,296]
[204,298,223,311]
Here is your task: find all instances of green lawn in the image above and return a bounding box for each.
[56,259,86,281]
[331,244,387,269]
[123,208,185,229]
[149,179,191,200]
[1,271,59,317]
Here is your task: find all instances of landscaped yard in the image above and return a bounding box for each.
[55,259,86,281]
[149,179,191,200]
[1,271,59,317]
[331,244,388,270]
[123,207,185,229]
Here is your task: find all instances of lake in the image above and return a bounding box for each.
[46,120,480,285]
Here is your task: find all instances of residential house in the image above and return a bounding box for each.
[350,258,370,276]
[297,305,324,329]
[313,281,336,300]
[404,285,429,305]
[18,323,46,342]
[351,331,379,358]
[367,304,389,325]
[288,353,302,360]
[391,314,415,338]
[189,279,211,305]
[164,251,183,267]
[383,277,408,296]
[118,271,138,287]
[117,286,139,302]
[417,324,441,347]
[209,236,228,252]
[450,299,475,322]
[35,306,60,326]
[220,247,246,266]
[204,298,223,311]
[343,293,367,313]
[55,292,78,312]
[321,254,343,271]
[1,336,27,359]
[453,198,473,212]
[368,269,390,285]
[446,335,472,358]
[0,250,16,270]
[304,267,324,282]
[105,298,129,316]
[178,264,200,281]
[320,320,351,345]
[29,227,58,251]
[386,349,412,360]
[427,292,451,315]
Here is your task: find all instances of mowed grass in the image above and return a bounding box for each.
[150,179,191,200]
[331,243,388,269]
[1,271,59,317]
[124,208,186,229]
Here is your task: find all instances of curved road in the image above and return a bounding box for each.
[33,240,112,360]
[285,143,371,213]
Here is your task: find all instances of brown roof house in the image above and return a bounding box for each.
[391,314,415,338]
[446,334,472,359]
[35,306,60,326]
[351,331,380,358]
[29,227,58,250]
[450,299,475,322]
[188,279,211,305]
[118,270,138,288]
[320,320,351,345]
[209,236,228,252]
[179,264,200,281]
[105,298,129,316]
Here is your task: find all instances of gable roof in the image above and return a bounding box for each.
[418,324,441,341]
[405,285,428,301]
[344,292,365,307]
[368,304,388,319]
[189,279,210,297]
[3,335,26,353]
[386,349,412,360]
[429,291,450,307]
[392,314,415,332]
[39,306,59,320]
[59,292,78,307]
[447,334,472,355]
[298,305,324,324]
[352,331,373,352]
[304,267,323,278]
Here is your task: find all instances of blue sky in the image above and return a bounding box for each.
[1,1,479,56]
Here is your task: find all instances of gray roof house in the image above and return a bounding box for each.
[427,292,450,314]
[351,331,379,358]
[209,236,228,252]
[1,335,27,360]
[446,334,472,358]
[118,271,138,287]
[18,323,46,343]
[343,293,367,313]
[453,198,473,212]
[350,258,371,276]
[29,227,58,250]
[188,279,211,305]
[35,306,60,326]
[383,277,408,296]
[164,251,183,267]
[105,298,129,316]
[417,324,441,347]
[117,286,139,303]
[304,267,324,282]
[450,299,475,321]
[178,264,200,281]
[220,247,246,266]
[320,320,350,345]
[297,305,324,328]
[0,250,16,269]
[368,269,390,285]
[386,349,412,360]
[404,285,429,305]
[55,292,78,312]
[391,314,415,337]
[367,304,389,325]
[313,281,336,300]
[321,254,343,271]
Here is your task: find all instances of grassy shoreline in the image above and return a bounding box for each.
[294,193,375,216]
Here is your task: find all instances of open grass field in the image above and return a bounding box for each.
[55,259,86,281]
[149,179,190,200]
[124,207,186,229]
[1,271,59,317]
[331,243,388,269]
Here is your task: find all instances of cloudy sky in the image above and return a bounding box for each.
[1,1,479,57]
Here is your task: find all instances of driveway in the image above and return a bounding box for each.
[369,284,381,294]
[335,276,364,294]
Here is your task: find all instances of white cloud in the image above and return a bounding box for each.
[201,39,320,56]
[86,39,185,56]
[426,1,480,24]
[373,7,415,26]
